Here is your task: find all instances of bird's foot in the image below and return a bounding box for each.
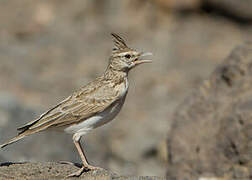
[59,160,74,165]
[84,164,103,171]
[66,165,103,178]
[66,166,86,178]
[59,161,82,168]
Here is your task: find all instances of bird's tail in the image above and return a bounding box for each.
[0,134,26,149]
[1,122,50,149]
[1,118,42,149]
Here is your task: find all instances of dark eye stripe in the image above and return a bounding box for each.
[125,54,131,59]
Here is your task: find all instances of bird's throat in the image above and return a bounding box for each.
[103,67,128,82]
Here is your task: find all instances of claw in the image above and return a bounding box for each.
[66,167,85,178]
[66,165,102,178]
[85,165,103,171]
[59,161,75,165]
[59,161,82,168]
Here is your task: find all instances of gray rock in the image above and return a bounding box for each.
[167,42,252,179]
[0,162,164,180]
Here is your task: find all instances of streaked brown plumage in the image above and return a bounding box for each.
[0,33,152,177]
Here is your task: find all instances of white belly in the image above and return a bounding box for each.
[64,97,125,140]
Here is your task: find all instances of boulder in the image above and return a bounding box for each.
[0,162,164,180]
[167,42,252,179]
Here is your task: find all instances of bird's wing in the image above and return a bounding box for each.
[17,80,121,133]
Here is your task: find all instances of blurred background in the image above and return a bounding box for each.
[0,0,251,177]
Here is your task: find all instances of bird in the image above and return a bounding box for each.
[0,33,152,177]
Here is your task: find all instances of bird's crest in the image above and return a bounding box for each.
[111,33,128,50]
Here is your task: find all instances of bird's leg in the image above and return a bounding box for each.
[67,136,102,177]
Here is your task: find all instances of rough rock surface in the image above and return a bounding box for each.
[0,162,164,180]
[167,43,252,179]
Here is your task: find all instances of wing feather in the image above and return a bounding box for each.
[21,81,120,131]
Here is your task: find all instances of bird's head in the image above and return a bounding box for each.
[108,33,152,72]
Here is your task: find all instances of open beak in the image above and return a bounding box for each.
[134,52,152,65]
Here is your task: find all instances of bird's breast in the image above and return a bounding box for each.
[115,77,129,98]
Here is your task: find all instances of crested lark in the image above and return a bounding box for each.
[0,33,152,177]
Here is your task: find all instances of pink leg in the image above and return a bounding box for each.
[67,138,102,177]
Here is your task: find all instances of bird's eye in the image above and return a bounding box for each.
[125,54,131,59]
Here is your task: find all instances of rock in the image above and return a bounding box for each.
[167,42,252,179]
[0,162,164,180]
